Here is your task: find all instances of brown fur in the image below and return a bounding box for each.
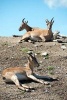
[19,18,54,42]
[20,29,53,42]
[2,53,49,91]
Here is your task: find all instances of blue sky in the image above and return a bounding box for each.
[0,0,67,36]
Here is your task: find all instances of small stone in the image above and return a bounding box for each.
[41,52,48,56]
[61,45,66,49]
[40,61,43,63]
[44,89,49,93]
[35,53,37,56]
[11,57,14,58]
[34,44,38,47]
[53,40,58,42]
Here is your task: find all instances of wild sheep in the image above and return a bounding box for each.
[19,17,54,42]
[2,53,49,91]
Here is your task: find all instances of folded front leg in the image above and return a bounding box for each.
[11,74,30,91]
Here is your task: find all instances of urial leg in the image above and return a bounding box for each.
[28,74,49,85]
[40,35,46,42]
[19,33,30,42]
[21,84,32,89]
[33,73,50,84]
[11,74,30,91]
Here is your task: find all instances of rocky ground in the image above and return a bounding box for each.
[0,36,67,100]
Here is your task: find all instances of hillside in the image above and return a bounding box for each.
[0,37,67,100]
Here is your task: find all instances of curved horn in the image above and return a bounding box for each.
[50,17,54,24]
[51,17,54,22]
[22,18,25,23]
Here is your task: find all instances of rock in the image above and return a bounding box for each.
[44,89,49,93]
[41,52,48,56]
[27,50,33,54]
[53,40,58,42]
[61,45,66,49]
[39,61,43,64]
[57,38,67,43]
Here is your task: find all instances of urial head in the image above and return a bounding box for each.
[19,18,28,31]
[45,17,54,30]
[28,52,39,67]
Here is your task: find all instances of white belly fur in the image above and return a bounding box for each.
[16,73,28,80]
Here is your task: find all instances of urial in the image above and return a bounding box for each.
[2,53,49,91]
[19,17,54,42]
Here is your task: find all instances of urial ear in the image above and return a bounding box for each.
[45,19,49,23]
[25,21,28,24]
[32,53,35,57]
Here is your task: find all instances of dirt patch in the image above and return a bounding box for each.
[0,37,67,100]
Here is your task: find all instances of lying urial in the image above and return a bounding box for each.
[2,53,49,92]
[19,17,54,42]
